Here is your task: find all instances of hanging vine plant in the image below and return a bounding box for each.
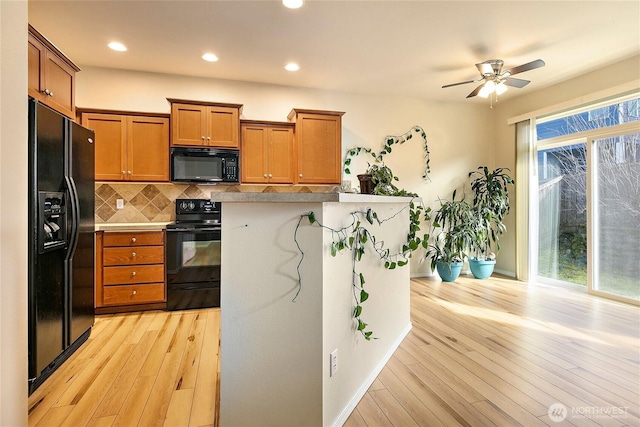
[294,200,430,340]
[343,125,431,188]
[293,125,433,340]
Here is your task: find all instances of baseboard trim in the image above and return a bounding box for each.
[329,322,413,427]
[494,268,516,278]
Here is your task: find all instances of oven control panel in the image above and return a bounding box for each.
[176,199,219,214]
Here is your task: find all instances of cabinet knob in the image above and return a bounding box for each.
[132,290,137,295]
[299,174,303,178]
[207,136,211,141]
[268,174,273,178]
[132,271,137,276]
[131,237,137,243]
[49,91,54,97]
[201,136,205,141]
[131,252,137,257]
[127,171,132,175]
[121,171,126,175]
[264,174,268,178]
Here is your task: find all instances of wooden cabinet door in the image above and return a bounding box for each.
[43,50,75,118]
[83,113,126,181]
[268,126,294,184]
[28,32,76,118]
[241,124,268,183]
[207,106,239,148]
[296,113,342,184]
[127,116,169,181]
[27,34,46,103]
[171,103,207,146]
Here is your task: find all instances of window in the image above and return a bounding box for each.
[534,95,640,304]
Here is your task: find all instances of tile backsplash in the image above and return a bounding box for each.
[95,183,340,223]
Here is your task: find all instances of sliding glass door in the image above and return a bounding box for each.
[592,131,640,300]
[534,96,639,304]
[537,143,587,286]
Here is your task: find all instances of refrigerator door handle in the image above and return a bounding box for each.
[65,176,80,260]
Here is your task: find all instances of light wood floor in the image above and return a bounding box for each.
[28,276,639,426]
[346,276,640,427]
[28,308,220,427]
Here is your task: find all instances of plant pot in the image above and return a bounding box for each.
[436,261,463,282]
[468,257,496,279]
[357,174,374,194]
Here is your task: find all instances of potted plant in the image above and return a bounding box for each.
[343,126,430,194]
[467,166,514,279]
[424,190,475,282]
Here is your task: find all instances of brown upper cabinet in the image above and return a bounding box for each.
[168,99,243,148]
[288,109,345,185]
[241,121,295,184]
[79,110,169,182]
[28,25,80,119]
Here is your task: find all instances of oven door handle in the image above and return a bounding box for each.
[166,226,221,233]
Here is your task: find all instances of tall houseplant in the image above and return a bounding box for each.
[467,166,514,279]
[424,190,475,282]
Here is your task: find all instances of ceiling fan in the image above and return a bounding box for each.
[442,59,545,99]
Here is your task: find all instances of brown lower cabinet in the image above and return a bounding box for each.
[95,230,166,313]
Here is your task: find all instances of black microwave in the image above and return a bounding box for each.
[171,147,240,183]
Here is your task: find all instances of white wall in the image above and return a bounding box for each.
[0,1,29,425]
[321,200,411,425]
[220,197,411,426]
[221,202,324,426]
[77,67,495,276]
[493,54,640,277]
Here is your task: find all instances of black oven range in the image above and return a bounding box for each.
[165,199,221,310]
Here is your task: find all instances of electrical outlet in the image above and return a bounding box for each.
[330,349,338,377]
[116,199,124,209]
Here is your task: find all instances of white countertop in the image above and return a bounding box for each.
[210,192,417,204]
[95,222,171,231]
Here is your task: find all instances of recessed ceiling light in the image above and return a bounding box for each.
[108,42,127,52]
[285,63,300,72]
[283,0,303,9]
[202,53,219,62]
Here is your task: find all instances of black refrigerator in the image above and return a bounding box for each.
[28,98,95,394]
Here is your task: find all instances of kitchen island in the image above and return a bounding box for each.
[215,192,414,426]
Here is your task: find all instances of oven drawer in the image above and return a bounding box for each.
[103,283,165,306]
[103,265,165,285]
[103,246,164,266]
[103,231,164,247]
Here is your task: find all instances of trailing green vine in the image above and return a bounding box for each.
[294,199,430,340]
[343,125,431,181]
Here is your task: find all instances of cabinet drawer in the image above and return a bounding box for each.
[103,231,164,247]
[103,246,164,266]
[103,283,165,306]
[104,265,164,285]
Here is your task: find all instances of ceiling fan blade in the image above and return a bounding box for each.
[504,59,545,76]
[466,84,484,98]
[442,79,477,88]
[504,77,530,88]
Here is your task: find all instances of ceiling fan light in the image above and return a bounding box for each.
[484,80,496,91]
[495,82,508,95]
[478,85,492,98]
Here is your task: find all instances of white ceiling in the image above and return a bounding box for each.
[28,1,640,103]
